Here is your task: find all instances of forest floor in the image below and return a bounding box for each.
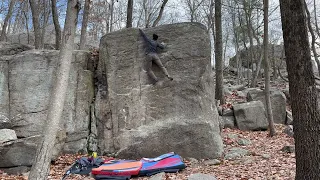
[0,77,294,180]
[0,125,295,180]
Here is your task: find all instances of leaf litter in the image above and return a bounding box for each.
[0,125,295,180]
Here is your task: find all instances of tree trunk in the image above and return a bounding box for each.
[12,1,21,34]
[312,0,320,75]
[80,0,90,50]
[263,0,275,137]
[152,0,168,27]
[314,0,320,39]
[51,0,61,50]
[23,4,30,44]
[28,0,80,179]
[280,0,320,179]
[40,0,50,49]
[0,0,16,41]
[243,0,254,84]
[29,0,42,49]
[272,45,277,81]
[305,0,319,76]
[214,0,225,105]
[231,3,241,84]
[126,0,133,28]
[24,16,30,44]
[110,0,114,32]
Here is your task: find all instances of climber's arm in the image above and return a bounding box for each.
[139,29,152,44]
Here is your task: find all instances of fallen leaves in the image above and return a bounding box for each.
[0,125,295,180]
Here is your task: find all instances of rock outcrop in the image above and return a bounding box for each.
[233,101,268,131]
[96,22,223,159]
[0,43,95,172]
[247,89,286,124]
[0,23,224,173]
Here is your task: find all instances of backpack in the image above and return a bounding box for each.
[61,157,104,180]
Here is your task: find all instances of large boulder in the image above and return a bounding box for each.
[233,101,268,131]
[247,89,286,124]
[0,45,95,155]
[229,44,285,69]
[0,42,32,129]
[96,22,223,159]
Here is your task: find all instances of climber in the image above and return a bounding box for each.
[139,28,173,84]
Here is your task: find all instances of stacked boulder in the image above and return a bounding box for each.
[220,86,288,130]
[0,42,95,174]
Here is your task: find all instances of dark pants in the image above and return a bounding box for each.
[146,53,169,82]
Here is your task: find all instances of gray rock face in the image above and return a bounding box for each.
[116,119,223,159]
[0,136,39,168]
[0,129,17,143]
[97,22,223,159]
[0,43,31,129]
[188,173,217,180]
[247,89,287,124]
[0,132,66,168]
[0,44,94,160]
[233,101,268,131]
[0,42,32,56]
[0,166,30,175]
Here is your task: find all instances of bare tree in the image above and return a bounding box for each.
[184,0,205,23]
[215,0,225,105]
[126,0,133,28]
[152,0,169,27]
[0,0,16,41]
[280,0,320,178]
[40,0,51,48]
[51,0,61,49]
[29,0,42,49]
[80,0,91,50]
[313,0,320,39]
[305,0,320,77]
[110,0,115,31]
[263,0,275,137]
[23,1,30,44]
[28,0,80,179]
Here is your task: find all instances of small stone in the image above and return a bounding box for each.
[237,138,252,146]
[240,157,253,164]
[203,159,221,166]
[281,145,295,153]
[188,173,217,180]
[236,91,246,97]
[149,172,166,180]
[222,108,234,116]
[261,154,271,159]
[222,116,235,129]
[283,125,294,137]
[226,133,238,140]
[186,157,199,164]
[225,147,249,160]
